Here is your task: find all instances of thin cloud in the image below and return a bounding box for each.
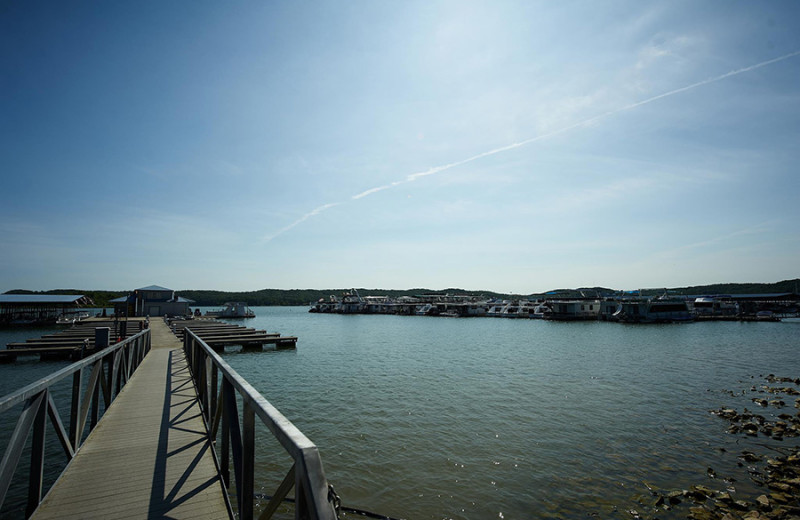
[263,50,800,242]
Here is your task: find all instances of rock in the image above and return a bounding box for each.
[707,467,717,479]
[767,482,791,493]
[769,491,792,504]
[667,491,683,505]
[689,506,719,520]
[688,485,714,501]
[756,495,771,509]
[740,451,761,462]
[743,423,759,436]
[731,500,750,511]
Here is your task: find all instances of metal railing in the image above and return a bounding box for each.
[183,328,337,520]
[0,329,151,518]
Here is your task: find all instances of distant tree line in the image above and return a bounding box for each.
[4,279,798,307]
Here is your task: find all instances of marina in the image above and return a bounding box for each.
[308,290,800,323]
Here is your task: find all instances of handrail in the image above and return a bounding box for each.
[183,328,337,520]
[0,328,151,518]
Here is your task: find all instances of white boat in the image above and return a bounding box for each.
[546,300,601,320]
[415,303,435,316]
[693,297,738,317]
[530,303,551,319]
[500,302,520,318]
[487,301,509,317]
[56,311,90,325]
[205,302,255,318]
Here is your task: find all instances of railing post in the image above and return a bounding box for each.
[242,400,255,520]
[200,354,209,420]
[26,389,47,518]
[69,369,82,448]
[221,378,232,490]
[210,365,218,430]
[295,462,309,520]
[104,354,114,406]
[90,368,100,429]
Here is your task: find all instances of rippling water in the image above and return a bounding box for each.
[1,308,799,519]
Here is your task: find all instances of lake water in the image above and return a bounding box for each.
[1,307,799,519]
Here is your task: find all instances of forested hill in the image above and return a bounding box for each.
[668,278,800,296]
[4,279,798,307]
[178,288,515,306]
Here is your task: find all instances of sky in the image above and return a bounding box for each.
[1,1,799,294]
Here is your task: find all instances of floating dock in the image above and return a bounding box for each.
[0,318,145,363]
[169,318,297,351]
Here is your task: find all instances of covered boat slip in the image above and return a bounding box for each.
[28,319,231,519]
[0,295,93,326]
[169,318,297,350]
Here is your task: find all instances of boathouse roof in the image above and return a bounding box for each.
[136,285,173,292]
[109,294,194,303]
[0,294,89,304]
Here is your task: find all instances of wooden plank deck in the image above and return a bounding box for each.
[31,319,231,519]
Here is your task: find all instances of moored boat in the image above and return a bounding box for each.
[612,299,693,323]
[206,302,255,318]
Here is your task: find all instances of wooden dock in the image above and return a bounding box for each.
[29,319,231,519]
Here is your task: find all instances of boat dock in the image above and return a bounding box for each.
[0,319,336,519]
[0,319,143,363]
[1,317,297,364]
[169,319,298,351]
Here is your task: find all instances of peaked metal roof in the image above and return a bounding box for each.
[136,285,173,292]
[0,294,88,304]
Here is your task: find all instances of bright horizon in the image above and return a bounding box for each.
[2,2,799,294]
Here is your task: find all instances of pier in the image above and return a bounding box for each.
[169,319,298,351]
[0,319,336,519]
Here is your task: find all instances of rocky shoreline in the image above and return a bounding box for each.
[627,376,800,520]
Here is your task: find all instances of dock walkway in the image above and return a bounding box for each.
[31,320,230,519]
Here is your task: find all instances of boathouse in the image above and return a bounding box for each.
[0,294,93,325]
[111,285,194,317]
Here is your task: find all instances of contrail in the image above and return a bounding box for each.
[264,50,800,242]
[262,202,342,241]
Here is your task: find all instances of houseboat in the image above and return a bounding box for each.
[206,302,255,318]
[612,299,693,323]
[546,300,601,320]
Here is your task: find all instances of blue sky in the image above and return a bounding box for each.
[2,1,799,293]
